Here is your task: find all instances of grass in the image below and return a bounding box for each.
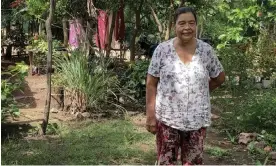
[1,119,156,165]
[205,145,229,158]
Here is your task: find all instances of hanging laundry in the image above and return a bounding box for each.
[95,10,109,49]
[69,19,84,49]
[114,0,125,41]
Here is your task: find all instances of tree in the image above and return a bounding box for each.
[129,0,144,61]
[42,0,55,135]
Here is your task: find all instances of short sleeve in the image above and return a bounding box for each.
[207,49,224,78]
[148,45,162,77]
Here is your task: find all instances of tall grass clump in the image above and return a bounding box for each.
[55,51,123,113]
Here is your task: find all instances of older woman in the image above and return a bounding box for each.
[146,7,225,165]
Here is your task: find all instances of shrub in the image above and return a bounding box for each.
[1,62,29,120]
[26,36,63,73]
[120,60,150,103]
[54,51,123,113]
[214,89,276,135]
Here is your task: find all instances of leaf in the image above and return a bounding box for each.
[217,43,226,50]
[219,34,227,40]
[13,111,20,117]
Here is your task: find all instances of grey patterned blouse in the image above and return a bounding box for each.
[148,38,224,131]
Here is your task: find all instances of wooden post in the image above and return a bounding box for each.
[42,0,55,135]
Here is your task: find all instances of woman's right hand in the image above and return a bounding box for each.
[146,115,157,134]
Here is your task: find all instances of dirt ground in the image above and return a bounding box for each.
[6,75,259,165]
[12,75,73,124]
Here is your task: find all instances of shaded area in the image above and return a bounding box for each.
[13,82,37,109]
[1,122,38,140]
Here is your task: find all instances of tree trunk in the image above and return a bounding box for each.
[149,5,163,39]
[86,0,97,56]
[62,18,68,47]
[86,19,96,56]
[5,21,12,60]
[165,0,173,40]
[42,0,55,135]
[106,11,116,58]
[130,0,144,62]
[39,20,45,35]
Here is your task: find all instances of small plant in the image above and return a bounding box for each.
[46,123,60,135]
[255,156,269,166]
[205,145,229,158]
[226,130,237,144]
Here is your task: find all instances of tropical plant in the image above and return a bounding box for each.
[54,50,123,113]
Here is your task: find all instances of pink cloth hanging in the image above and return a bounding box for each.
[69,19,83,48]
[95,10,109,49]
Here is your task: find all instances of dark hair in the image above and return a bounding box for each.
[174,7,197,24]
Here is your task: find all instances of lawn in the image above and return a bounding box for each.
[1,119,156,165]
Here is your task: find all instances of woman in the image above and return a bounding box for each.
[146,7,225,165]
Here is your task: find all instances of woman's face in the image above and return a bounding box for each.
[175,12,197,42]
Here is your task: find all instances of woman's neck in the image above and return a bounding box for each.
[176,37,196,48]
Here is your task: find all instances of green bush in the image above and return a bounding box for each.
[120,60,150,102]
[54,51,123,112]
[1,62,29,120]
[214,89,276,135]
[26,36,63,73]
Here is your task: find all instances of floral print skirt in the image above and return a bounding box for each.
[156,121,206,165]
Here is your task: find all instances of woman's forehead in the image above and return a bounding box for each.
[177,13,196,22]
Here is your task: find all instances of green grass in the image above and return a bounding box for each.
[205,145,229,158]
[1,119,156,165]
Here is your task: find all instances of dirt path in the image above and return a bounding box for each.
[12,75,73,124]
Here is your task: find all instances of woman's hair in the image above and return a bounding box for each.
[174,7,197,23]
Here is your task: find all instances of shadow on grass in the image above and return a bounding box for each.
[1,120,156,165]
[1,122,38,140]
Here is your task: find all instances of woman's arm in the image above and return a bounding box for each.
[146,74,159,134]
[209,72,225,91]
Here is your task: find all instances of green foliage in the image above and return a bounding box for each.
[46,123,59,135]
[54,51,122,112]
[121,60,150,101]
[25,0,49,18]
[248,29,276,79]
[258,130,276,150]
[1,62,29,120]
[26,36,63,72]
[214,89,276,135]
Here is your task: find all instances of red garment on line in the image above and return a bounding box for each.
[95,10,109,49]
[114,0,125,41]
